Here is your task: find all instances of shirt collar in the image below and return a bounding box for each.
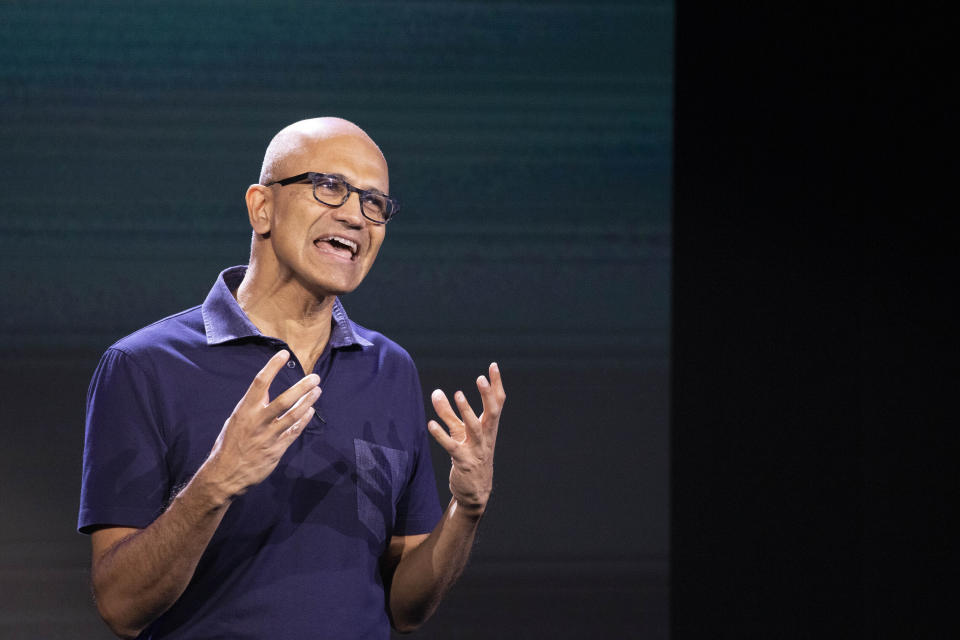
[201,265,372,349]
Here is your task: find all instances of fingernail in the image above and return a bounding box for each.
[432,389,443,399]
[478,376,489,388]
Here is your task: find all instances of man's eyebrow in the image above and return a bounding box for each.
[322,172,387,195]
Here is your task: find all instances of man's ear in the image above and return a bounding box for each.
[245,184,272,237]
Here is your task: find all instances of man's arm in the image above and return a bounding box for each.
[384,363,505,632]
[90,477,231,638]
[89,350,319,638]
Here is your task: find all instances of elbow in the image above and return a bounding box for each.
[96,606,144,640]
[387,598,427,634]
[92,580,146,639]
[389,601,436,634]
[95,598,145,639]
[391,616,424,635]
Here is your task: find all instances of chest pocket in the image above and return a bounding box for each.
[354,439,409,542]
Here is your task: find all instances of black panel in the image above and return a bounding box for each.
[673,2,952,638]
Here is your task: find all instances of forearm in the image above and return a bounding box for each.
[92,468,231,638]
[388,498,483,632]
[391,363,505,631]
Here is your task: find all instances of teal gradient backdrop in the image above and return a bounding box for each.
[1,2,671,637]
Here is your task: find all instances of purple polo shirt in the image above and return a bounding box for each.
[79,266,442,639]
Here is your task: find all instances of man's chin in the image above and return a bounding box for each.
[300,276,363,300]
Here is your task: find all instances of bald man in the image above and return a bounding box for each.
[79,117,505,639]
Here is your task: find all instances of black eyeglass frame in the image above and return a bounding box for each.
[263,171,399,224]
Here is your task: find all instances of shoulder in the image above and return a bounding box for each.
[345,321,423,391]
[106,305,205,363]
[89,306,210,404]
[350,320,416,366]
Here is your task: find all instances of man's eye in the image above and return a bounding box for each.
[315,178,343,192]
[362,194,387,212]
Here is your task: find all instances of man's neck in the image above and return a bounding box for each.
[235,263,335,374]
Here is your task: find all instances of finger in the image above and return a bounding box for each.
[476,374,498,422]
[431,389,465,441]
[265,372,321,419]
[485,362,506,415]
[453,390,482,444]
[280,407,315,441]
[273,386,321,433]
[489,362,506,403]
[427,419,458,455]
[241,350,291,409]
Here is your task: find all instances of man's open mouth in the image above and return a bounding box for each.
[314,235,358,260]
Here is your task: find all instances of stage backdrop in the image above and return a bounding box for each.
[0,2,672,637]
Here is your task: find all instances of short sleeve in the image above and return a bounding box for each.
[78,347,170,533]
[392,366,443,536]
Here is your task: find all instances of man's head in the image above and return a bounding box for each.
[245,117,391,298]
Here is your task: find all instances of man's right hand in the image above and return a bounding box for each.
[198,349,320,505]
[90,350,320,637]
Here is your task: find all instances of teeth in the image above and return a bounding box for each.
[317,236,358,255]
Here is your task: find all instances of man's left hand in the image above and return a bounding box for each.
[427,362,506,518]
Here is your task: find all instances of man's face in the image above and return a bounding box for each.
[263,133,389,297]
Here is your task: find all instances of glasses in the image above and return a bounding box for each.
[264,172,399,224]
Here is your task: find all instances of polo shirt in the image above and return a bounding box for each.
[78,266,442,639]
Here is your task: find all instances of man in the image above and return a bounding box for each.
[78,117,505,639]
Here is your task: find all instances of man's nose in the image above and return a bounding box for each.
[332,191,365,227]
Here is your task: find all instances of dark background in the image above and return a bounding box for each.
[0,2,671,638]
[3,2,950,639]
[673,3,952,639]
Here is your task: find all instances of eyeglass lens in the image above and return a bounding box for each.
[313,175,390,222]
